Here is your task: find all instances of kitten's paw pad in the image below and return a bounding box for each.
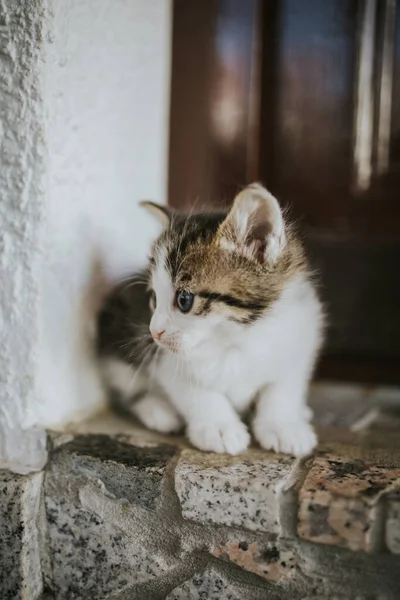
[187,420,250,455]
[254,418,316,457]
[133,395,183,434]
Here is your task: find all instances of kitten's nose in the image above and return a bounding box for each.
[153,329,165,341]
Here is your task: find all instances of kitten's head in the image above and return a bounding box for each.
[141,184,306,355]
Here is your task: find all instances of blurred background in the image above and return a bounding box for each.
[168,0,400,387]
[2,0,399,473]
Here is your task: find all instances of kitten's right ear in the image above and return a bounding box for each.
[140,201,171,228]
[217,183,286,265]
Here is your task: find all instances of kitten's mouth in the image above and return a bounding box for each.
[163,342,179,354]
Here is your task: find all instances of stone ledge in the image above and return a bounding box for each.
[174,448,297,534]
[386,491,400,554]
[166,562,272,600]
[3,389,400,600]
[0,470,43,600]
[42,422,400,599]
[44,433,183,599]
[298,451,400,552]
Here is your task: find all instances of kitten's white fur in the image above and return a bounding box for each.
[104,186,323,456]
[105,260,322,456]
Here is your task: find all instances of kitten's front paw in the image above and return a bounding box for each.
[133,394,184,434]
[253,417,316,457]
[187,420,250,455]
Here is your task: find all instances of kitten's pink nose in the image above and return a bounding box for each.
[153,329,165,341]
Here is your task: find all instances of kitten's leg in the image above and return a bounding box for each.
[185,390,250,455]
[253,377,316,457]
[102,357,183,433]
[161,377,250,454]
[132,394,184,434]
[102,357,147,404]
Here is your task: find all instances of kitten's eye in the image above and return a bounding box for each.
[150,290,156,310]
[176,290,194,314]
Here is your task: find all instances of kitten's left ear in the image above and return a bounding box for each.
[140,201,171,228]
[217,183,286,264]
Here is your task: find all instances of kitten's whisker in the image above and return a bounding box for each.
[124,280,150,292]
[128,321,149,332]
[126,336,153,360]
[114,273,149,287]
[147,346,162,391]
[135,344,155,372]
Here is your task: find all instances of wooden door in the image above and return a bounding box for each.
[169,0,400,384]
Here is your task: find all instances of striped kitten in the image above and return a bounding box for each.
[97,184,324,456]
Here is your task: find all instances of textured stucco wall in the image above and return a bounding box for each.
[0,0,171,471]
[0,0,48,472]
[35,0,171,428]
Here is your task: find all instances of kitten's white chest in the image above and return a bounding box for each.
[186,342,263,411]
[156,275,322,416]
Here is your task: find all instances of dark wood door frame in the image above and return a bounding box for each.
[168,0,400,385]
[169,0,262,210]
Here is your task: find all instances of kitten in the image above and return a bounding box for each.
[97,184,324,456]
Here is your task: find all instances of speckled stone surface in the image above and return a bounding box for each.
[212,538,296,583]
[386,491,400,554]
[44,434,180,599]
[52,434,176,510]
[0,470,43,600]
[175,449,296,533]
[166,568,242,600]
[2,398,397,600]
[165,565,271,600]
[298,451,400,552]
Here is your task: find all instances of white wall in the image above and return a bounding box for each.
[0,0,171,472]
[0,0,48,473]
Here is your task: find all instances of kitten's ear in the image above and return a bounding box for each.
[217,183,286,264]
[140,201,171,228]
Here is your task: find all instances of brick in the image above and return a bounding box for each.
[298,452,400,552]
[175,449,296,533]
[44,434,179,599]
[0,470,43,600]
[386,491,400,554]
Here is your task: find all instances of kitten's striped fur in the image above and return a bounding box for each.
[153,209,307,324]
